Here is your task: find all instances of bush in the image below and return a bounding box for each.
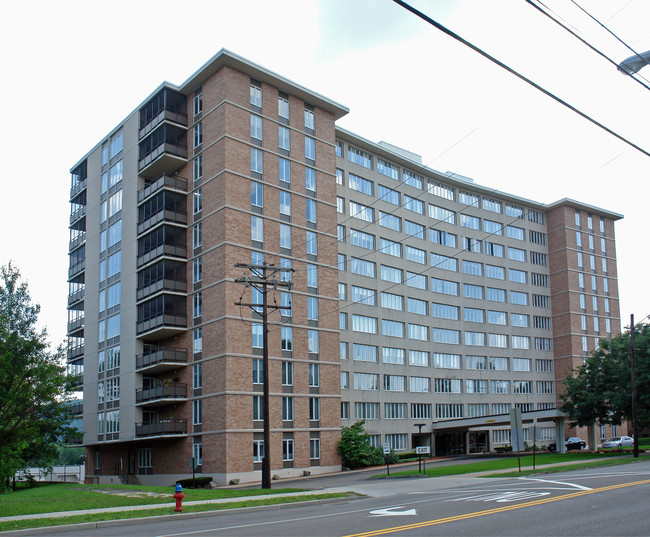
[338,421,384,468]
[494,445,513,453]
[176,476,212,488]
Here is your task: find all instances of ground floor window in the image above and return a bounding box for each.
[138,448,153,475]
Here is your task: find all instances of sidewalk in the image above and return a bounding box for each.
[1,457,617,523]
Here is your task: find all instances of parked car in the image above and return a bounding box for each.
[601,436,634,448]
[548,437,586,452]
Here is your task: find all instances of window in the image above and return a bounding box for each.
[306,231,317,256]
[305,167,316,192]
[340,371,349,390]
[491,380,510,394]
[193,188,202,214]
[411,403,432,419]
[407,297,427,315]
[110,130,123,158]
[465,331,485,346]
[355,402,379,419]
[466,355,487,370]
[482,197,502,213]
[432,328,460,344]
[109,160,123,187]
[509,269,527,284]
[436,404,464,419]
[508,247,526,262]
[464,308,484,323]
[463,284,483,300]
[303,200,316,225]
[250,148,263,174]
[108,222,121,247]
[250,114,263,140]
[434,353,461,369]
[485,265,505,280]
[459,191,479,207]
[349,173,373,195]
[406,272,427,289]
[350,285,375,305]
[381,292,403,310]
[304,106,314,130]
[383,347,405,364]
[460,214,480,229]
[348,146,373,168]
[278,93,289,119]
[404,220,425,239]
[404,195,424,214]
[337,225,345,243]
[375,185,399,206]
[283,439,294,461]
[507,226,525,240]
[406,246,426,264]
[511,314,529,327]
[353,344,377,362]
[308,363,319,387]
[305,137,315,160]
[512,358,531,371]
[108,190,122,217]
[279,158,291,184]
[514,381,532,394]
[377,158,399,179]
[431,254,457,272]
[380,238,401,257]
[193,400,202,425]
[282,361,293,386]
[512,335,531,349]
[535,337,552,351]
[279,191,291,216]
[253,395,264,421]
[250,80,262,107]
[384,375,405,391]
[307,296,318,321]
[252,359,263,385]
[408,323,428,341]
[408,350,429,366]
[349,201,373,222]
[428,181,453,199]
[354,373,379,390]
[380,265,401,283]
[431,278,458,296]
[282,397,294,421]
[251,216,263,243]
[193,155,202,182]
[429,205,456,224]
[430,229,457,247]
[484,242,504,257]
[410,377,431,392]
[379,211,401,231]
[193,123,202,148]
[385,403,407,419]
[193,327,202,353]
[483,219,502,235]
[510,291,528,305]
[337,197,344,214]
[278,126,290,150]
[382,319,404,338]
[281,326,293,351]
[352,315,377,334]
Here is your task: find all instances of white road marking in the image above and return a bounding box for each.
[518,477,592,491]
[369,506,417,516]
[445,491,551,503]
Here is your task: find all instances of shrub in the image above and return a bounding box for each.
[176,476,212,488]
[338,421,384,468]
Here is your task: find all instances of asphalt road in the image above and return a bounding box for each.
[26,461,650,537]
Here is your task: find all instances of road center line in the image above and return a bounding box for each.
[342,478,650,537]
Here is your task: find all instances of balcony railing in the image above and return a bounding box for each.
[68,288,85,306]
[69,206,86,225]
[70,178,88,199]
[69,401,83,416]
[138,175,188,204]
[67,317,84,335]
[136,419,187,437]
[67,345,84,361]
[136,347,188,371]
[68,260,86,279]
[136,314,187,337]
[139,109,188,139]
[136,383,187,405]
[65,434,84,446]
[137,209,187,236]
[136,277,186,302]
[69,232,86,252]
[137,244,186,268]
[138,142,188,174]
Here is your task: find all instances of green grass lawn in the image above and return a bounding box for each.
[0,482,305,518]
[0,493,349,532]
[385,451,648,478]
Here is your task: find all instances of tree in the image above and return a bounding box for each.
[338,420,385,468]
[561,323,650,432]
[0,263,74,490]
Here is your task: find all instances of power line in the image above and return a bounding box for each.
[525,0,650,92]
[391,0,650,158]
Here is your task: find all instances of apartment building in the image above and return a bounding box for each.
[68,50,622,485]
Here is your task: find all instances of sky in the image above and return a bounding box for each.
[1,0,649,347]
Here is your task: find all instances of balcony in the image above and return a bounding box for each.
[138,175,188,204]
[68,288,85,306]
[136,419,187,438]
[65,434,84,446]
[136,383,187,406]
[137,277,186,302]
[67,316,84,336]
[69,232,86,252]
[67,345,84,361]
[69,206,86,225]
[136,313,186,338]
[68,260,85,279]
[69,401,83,416]
[137,244,186,268]
[70,178,87,199]
[136,347,188,373]
[139,88,187,139]
[138,208,187,236]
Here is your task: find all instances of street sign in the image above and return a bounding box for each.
[382,442,391,454]
[416,446,430,455]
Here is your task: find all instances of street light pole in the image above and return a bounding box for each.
[630,314,639,458]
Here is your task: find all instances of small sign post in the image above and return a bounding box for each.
[190,457,197,489]
[510,408,523,472]
[416,446,430,474]
[383,442,391,475]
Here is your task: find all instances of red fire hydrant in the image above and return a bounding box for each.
[173,483,185,512]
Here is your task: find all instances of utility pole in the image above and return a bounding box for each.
[630,314,639,458]
[234,262,292,489]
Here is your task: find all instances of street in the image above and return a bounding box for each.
[46,460,650,537]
